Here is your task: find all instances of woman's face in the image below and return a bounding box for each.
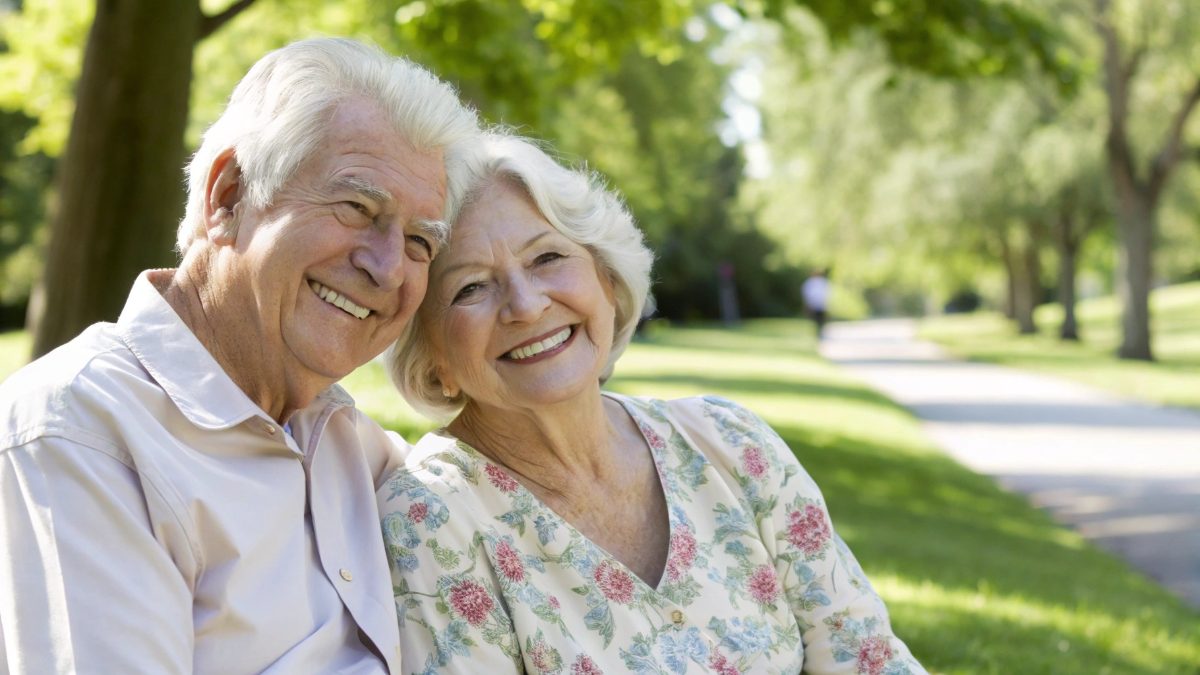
[422,177,617,414]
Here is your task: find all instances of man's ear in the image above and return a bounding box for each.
[203,148,244,246]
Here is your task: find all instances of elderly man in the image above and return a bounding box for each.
[0,39,478,673]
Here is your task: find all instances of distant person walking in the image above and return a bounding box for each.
[803,268,831,339]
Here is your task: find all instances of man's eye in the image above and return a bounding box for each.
[344,202,371,215]
[407,235,433,258]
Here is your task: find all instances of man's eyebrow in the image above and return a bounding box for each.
[330,176,392,205]
[416,217,450,249]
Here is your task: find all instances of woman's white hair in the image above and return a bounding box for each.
[177,37,479,253]
[388,132,654,422]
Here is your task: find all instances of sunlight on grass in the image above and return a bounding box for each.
[919,282,1200,411]
[0,331,30,381]
[877,576,1200,674]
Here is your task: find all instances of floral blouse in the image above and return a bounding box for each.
[379,394,924,674]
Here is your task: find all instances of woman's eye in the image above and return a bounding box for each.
[534,251,565,265]
[452,282,483,304]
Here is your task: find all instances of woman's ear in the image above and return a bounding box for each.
[203,148,244,246]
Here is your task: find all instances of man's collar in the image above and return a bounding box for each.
[117,271,356,430]
[118,271,267,429]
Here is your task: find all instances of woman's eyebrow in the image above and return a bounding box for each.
[437,231,555,278]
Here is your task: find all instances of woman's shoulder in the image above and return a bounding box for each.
[378,431,498,574]
[605,390,751,426]
[626,392,816,492]
[617,392,775,444]
[377,430,486,508]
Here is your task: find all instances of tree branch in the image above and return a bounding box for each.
[1094,0,1141,195]
[198,0,259,41]
[1148,74,1200,201]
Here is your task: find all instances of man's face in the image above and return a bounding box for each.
[218,97,447,401]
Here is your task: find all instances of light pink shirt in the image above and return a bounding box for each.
[0,272,405,674]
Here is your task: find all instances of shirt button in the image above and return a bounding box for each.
[671,610,684,625]
[263,423,277,435]
[340,568,353,582]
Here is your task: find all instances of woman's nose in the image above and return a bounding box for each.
[500,274,550,323]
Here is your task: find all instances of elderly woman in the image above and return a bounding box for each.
[379,133,925,674]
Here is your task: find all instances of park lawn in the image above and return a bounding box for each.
[3,320,1199,672]
[918,281,1200,412]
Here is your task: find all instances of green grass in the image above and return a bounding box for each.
[3,320,1198,672]
[0,331,30,380]
[919,281,1200,411]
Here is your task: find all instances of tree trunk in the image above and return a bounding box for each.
[1013,239,1040,335]
[1054,213,1080,341]
[999,237,1017,321]
[29,0,200,357]
[1114,195,1155,360]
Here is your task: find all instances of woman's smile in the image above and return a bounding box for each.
[501,326,576,363]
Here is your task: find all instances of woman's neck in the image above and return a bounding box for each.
[448,391,626,497]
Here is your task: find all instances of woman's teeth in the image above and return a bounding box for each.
[507,327,572,360]
[309,281,370,319]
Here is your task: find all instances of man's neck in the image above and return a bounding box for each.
[154,258,318,424]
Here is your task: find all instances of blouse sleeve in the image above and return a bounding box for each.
[379,466,522,675]
[686,397,926,675]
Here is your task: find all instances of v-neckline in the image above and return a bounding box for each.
[446,392,682,594]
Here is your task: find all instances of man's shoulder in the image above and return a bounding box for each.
[0,323,153,447]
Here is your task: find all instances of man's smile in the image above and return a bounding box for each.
[309,280,371,319]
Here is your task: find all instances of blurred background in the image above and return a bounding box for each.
[0,1,1198,672]
[1,0,1196,359]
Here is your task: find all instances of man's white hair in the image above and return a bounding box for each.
[177,37,479,253]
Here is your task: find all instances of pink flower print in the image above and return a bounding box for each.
[707,649,741,675]
[593,560,635,604]
[856,636,894,675]
[549,596,561,610]
[640,424,666,450]
[747,564,779,605]
[528,639,560,672]
[740,445,768,479]
[571,654,603,675]
[406,502,428,524]
[484,463,519,493]
[448,580,494,625]
[786,504,831,556]
[665,527,697,582]
[495,539,525,582]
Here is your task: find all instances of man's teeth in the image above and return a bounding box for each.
[309,281,370,320]
[507,327,572,361]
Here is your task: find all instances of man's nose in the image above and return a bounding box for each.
[350,230,407,290]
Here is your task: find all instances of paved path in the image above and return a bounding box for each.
[819,319,1200,609]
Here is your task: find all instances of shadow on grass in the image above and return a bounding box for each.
[610,372,898,410]
[635,323,817,357]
